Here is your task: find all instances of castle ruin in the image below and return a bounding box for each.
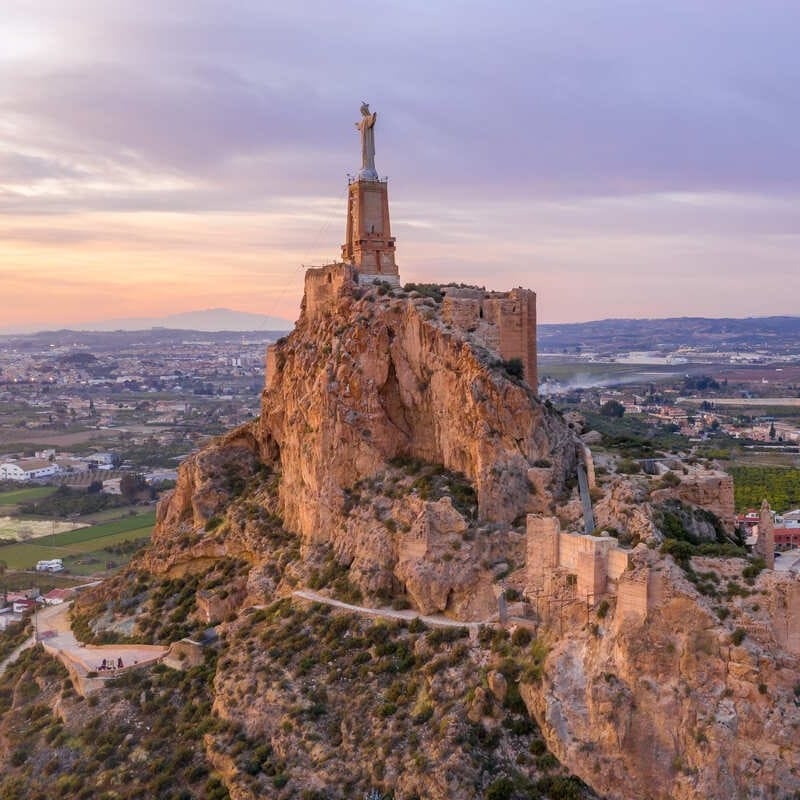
[288,104,539,390]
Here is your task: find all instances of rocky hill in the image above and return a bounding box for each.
[3,273,800,800]
[147,277,580,620]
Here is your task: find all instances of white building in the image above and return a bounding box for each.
[35,559,64,573]
[0,459,60,482]
[775,509,800,529]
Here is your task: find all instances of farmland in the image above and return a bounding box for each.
[0,486,58,508]
[0,510,155,572]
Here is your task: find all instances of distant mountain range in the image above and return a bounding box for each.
[538,315,800,356]
[4,310,800,356]
[2,308,294,335]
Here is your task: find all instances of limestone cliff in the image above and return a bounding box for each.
[149,276,579,618]
[521,550,800,800]
[136,271,800,800]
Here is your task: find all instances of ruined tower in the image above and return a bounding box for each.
[441,286,538,391]
[755,498,775,569]
[341,103,399,285]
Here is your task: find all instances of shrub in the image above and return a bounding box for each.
[511,627,531,647]
[617,458,641,475]
[485,776,514,800]
[600,400,625,418]
[742,559,766,580]
[731,628,747,646]
[403,283,443,303]
[656,470,681,489]
[501,358,524,380]
[535,775,586,800]
[660,538,694,565]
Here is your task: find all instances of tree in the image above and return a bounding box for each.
[600,399,625,418]
[769,421,776,440]
[0,560,6,605]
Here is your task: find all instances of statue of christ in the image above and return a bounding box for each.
[356,102,378,178]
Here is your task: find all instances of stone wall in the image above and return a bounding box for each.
[526,516,560,590]
[442,287,537,390]
[616,570,649,621]
[303,263,356,323]
[755,499,775,569]
[607,548,630,582]
[525,515,631,606]
[265,345,279,391]
[771,581,800,655]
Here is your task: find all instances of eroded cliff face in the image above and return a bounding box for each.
[522,551,800,800]
[260,285,574,539]
[141,274,800,800]
[149,279,580,618]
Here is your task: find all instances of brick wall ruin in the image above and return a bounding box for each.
[303,263,357,322]
[526,514,650,620]
[442,286,538,390]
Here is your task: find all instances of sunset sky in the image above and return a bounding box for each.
[1,1,798,332]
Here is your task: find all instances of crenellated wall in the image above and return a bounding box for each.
[526,514,643,611]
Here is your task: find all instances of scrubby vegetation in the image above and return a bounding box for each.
[205,599,594,799]
[70,557,251,645]
[0,618,30,663]
[0,643,230,800]
[0,592,595,800]
[345,458,478,521]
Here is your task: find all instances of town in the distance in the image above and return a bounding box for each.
[1,310,798,600]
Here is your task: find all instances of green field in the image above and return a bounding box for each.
[2,572,87,593]
[69,506,143,524]
[730,466,800,513]
[538,361,684,383]
[30,511,156,546]
[0,486,58,507]
[0,511,155,570]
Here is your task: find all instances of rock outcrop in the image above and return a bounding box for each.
[150,277,580,618]
[522,550,800,800]
[650,470,736,534]
[139,271,800,800]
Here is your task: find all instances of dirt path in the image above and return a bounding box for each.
[292,588,488,631]
[0,635,35,677]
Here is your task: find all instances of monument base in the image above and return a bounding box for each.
[357,272,400,287]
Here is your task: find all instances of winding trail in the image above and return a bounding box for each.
[292,588,488,631]
[1,585,523,689]
[0,634,35,677]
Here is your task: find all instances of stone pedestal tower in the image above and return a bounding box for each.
[341,103,399,285]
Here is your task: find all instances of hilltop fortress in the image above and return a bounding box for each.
[135,106,800,799]
[297,102,538,390]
